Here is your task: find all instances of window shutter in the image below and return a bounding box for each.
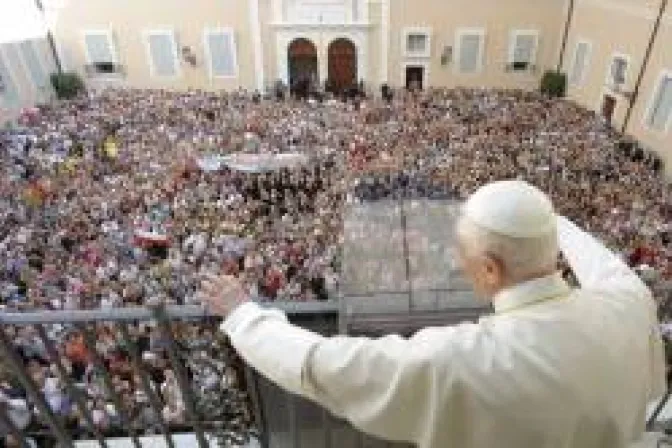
[85,34,113,64]
[207,32,236,77]
[0,52,20,107]
[459,34,481,73]
[649,77,672,131]
[148,33,177,77]
[513,34,535,64]
[611,58,627,84]
[20,41,47,88]
[570,42,588,85]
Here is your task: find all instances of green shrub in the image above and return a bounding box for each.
[540,70,567,98]
[50,72,85,99]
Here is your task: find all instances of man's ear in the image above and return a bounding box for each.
[482,253,505,289]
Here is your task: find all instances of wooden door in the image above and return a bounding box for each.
[601,95,617,124]
[288,38,318,95]
[328,39,357,93]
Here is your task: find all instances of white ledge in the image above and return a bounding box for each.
[269,22,375,29]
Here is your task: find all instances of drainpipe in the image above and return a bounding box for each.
[34,0,63,74]
[557,0,576,72]
[621,0,668,134]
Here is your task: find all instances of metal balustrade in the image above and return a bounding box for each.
[0,300,342,448]
[0,293,488,448]
[2,293,668,447]
[0,299,422,448]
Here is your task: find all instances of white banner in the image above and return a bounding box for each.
[196,155,223,172]
[197,153,309,173]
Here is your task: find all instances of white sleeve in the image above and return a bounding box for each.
[221,302,323,397]
[221,302,470,443]
[556,215,652,302]
[557,216,665,401]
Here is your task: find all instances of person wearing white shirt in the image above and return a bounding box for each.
[0,392,31,433]
[100,295,113,310]
[200,180,665,448]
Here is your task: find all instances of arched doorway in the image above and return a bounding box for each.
[327,38,357,93]
[288,38,318,97]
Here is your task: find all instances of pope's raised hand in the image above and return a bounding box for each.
[200,273,249,318]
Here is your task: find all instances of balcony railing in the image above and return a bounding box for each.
[0,300,341,448]
[3,291,670,447]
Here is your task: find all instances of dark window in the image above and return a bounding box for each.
[405,66,424,90]
[94,62,116,74]
[512,61,529,71]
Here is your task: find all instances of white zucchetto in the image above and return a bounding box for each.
[464,180,556,238]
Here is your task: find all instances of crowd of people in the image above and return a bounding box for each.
[0,86,670,444]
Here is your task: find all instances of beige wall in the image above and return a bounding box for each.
[52,0,257,91]
[388,0,566,89]
[563,0,671,173]
[0,38,54,124]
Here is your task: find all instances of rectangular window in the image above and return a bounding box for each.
[407,34,427,53]
[0,51,20,107]
[569,41,590,86]
[609,55,628,86]
[403,28,431,58]
[19,41,47,88]
[145,30,179,78]
[509,31,538,72]
[456,29,485,74]
[647,75,672,131]
[83,30,120,75]
[204,29,237,78]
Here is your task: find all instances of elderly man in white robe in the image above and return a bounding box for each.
[201,180,665,448]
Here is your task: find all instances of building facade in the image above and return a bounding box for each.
[0,0,669,170]
[47,0,570,93]
[561,0,672,171]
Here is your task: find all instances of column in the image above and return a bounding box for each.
[381,0,389,84]
[272,0,283,23]
[249,0,265,91]
[319,37,328,87]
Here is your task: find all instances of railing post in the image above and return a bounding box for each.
[147,298,209,448]
[0,328,73,448]
[243,365,268,448]
[116,323,176,448]
[288,393,301,448]
[321,408,332,448]
[357,432,365,448]
[77,324,143,448]
[35,325,109,448]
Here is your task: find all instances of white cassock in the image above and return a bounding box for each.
[220,216,665,448]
